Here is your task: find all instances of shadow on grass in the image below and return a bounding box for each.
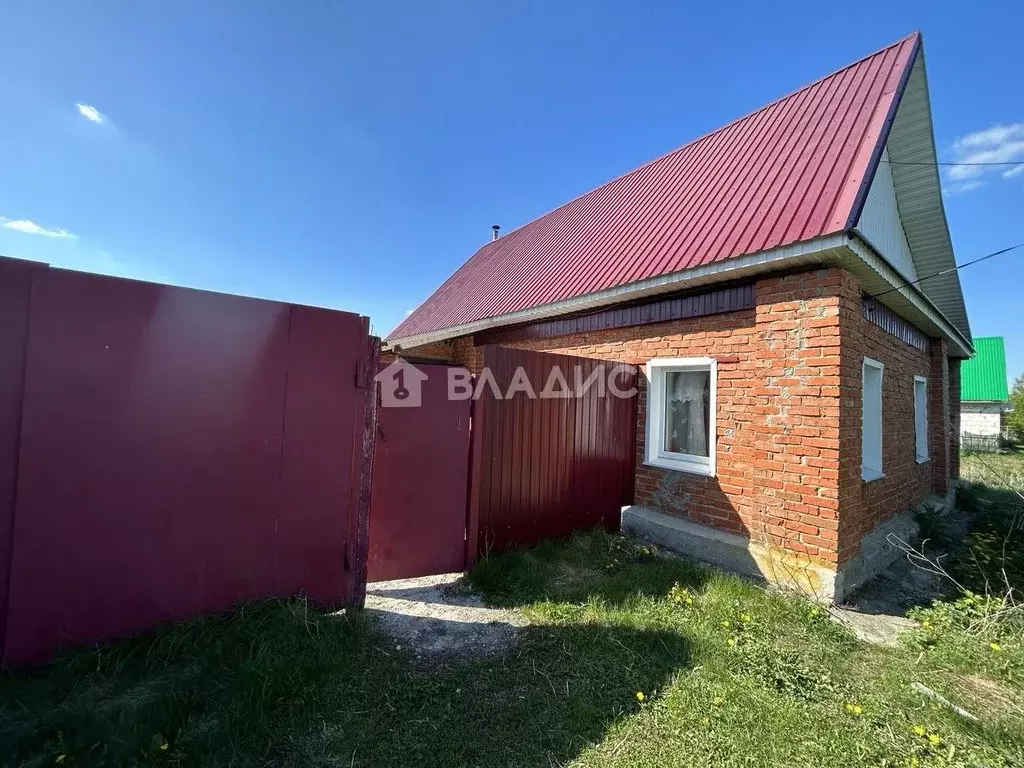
[848,478,1024,618]
[467,529,712,609]
[950,480,1024,594]
[0,598,692,767]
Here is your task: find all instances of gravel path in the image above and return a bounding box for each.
[363,573,526,665]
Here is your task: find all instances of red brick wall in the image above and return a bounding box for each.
[452,336,484,375]
[381,338,482,373]
[399,266,953,570]
[443,269,848,566]
[929,340,952,496]
[381,339,460,368]
[835,271,935,565]
[949,359,961,480]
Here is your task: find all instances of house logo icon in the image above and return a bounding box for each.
[375,359,428,408]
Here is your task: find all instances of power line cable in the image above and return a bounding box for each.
[869,242,1024,301]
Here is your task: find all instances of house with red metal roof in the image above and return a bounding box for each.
[387,33,971,601]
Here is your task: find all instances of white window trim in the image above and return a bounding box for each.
[914,375,930,464]
[862,357,885,482]
[644,357,717,477]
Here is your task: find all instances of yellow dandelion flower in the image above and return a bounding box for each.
[990,642,1002,652]
[928,733,941,746]
[913,725,926,737]
[713,696,724,706]
[636,691,645,702]
[727,637,736,647]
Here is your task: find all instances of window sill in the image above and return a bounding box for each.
[861,468,885,483]
[916,456,930,464]
[644,458,715,477]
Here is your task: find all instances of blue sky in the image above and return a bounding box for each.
[1,1,1021,381]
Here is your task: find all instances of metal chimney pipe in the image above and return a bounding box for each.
[491,224,500,241]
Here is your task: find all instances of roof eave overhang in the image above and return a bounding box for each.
[387,233,973,358]
[387,234,847,350]
[844,234,972,357]
[848,40,972,343]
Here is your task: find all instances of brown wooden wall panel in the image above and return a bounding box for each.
[862,294,930,352]
[475,284,755,344]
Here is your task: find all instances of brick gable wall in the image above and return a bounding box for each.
[834,272,934,565]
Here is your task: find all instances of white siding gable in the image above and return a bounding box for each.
[855,146,918,283]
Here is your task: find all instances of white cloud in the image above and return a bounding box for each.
[0,218,75,238]
[943,180,985,196]
[1003,164,1024,179]
[76,102,106,125]
[945,123,1024,185]
[953,124,1024,151]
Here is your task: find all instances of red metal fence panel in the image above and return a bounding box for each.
[468,346,637,558]
[0,258,37,651]
[0,261,376,665]
[368,363,472,581]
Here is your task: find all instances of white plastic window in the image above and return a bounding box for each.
[914,375,929,463]
[862,358,884,481]
[645,358,716,476]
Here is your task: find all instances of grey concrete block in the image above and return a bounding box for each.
[832,512,920,602]
[622,505,926,605]
[621,506,839,601]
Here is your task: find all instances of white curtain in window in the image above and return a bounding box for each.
[665,370,709,457]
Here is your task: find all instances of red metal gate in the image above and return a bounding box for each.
[468,346,637,560]
[368,363,472,581]
[0,258,377,665]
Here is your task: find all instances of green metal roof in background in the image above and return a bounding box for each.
[961,336,1009,402]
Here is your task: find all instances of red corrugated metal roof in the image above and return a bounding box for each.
[390,33,919,343]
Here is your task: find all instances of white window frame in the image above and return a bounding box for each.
[914,375,929,463]
[862,357,885,482]
[644,357,716,476]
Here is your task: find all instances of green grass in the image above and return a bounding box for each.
[960,448,1024,493]
[952,449,1024,595]
[2,465,1024,766]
